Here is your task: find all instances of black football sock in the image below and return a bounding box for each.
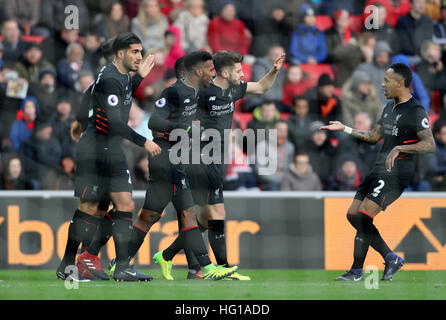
[127,224,147,260]
[111,211,133,271]
[208,219,229,267]
[370,224,392,260]
[347,211,374,270]
[163,233,184,261]
[181,226,212,267]
[61,209,100,266]
[86,210,114,256]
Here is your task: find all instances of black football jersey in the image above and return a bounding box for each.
[148,79,199,144]
[376,97,430,167]
[197,81,247,143]
[78,62,146,154]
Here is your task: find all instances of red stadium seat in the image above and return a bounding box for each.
[431,90,442,114]
[241,63,252,82]
[315,15,333,32]
[0,35,45,43]
[300,63,335,86]
[429,113,439,127]
[349,15,363,35]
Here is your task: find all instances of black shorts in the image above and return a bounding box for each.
[142,144,194,213]
[354,167,412,211]
[188,162,224,206]
[74,153,132,202]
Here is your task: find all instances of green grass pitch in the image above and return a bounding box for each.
[0,269,445,300]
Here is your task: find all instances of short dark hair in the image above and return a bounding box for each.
[213,50,243,74]
[112,32,142,54]
[174,56,186,79]
[101,38,115,61]
[183,50,213,72]
[389,63,412,87]
[292,95,308,105]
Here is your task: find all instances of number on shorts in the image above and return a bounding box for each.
[371,180,385,197]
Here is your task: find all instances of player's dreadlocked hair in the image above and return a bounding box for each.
[213,51,244,75]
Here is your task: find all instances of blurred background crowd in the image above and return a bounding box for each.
[1,0,446,193]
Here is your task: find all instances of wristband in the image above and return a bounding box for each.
[343,126,353,135]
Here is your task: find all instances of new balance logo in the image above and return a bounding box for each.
[209,96,216,101]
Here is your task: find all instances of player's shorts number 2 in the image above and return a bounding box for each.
[371,179,385,197]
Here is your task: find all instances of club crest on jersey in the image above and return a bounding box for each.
[108,94,118,106]
[422,117,430,129]
[155,98,166,108]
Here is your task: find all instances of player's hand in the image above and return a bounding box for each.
[137,54,155,78]
[273,52,286,71]
[386,146,400,172]
[320,121,345,132]
[70,120,83,142]
[145,139,161,157]
[152,130,164,138]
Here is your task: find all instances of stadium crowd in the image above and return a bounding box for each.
[1,0,446,192]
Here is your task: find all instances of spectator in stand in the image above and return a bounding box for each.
[433,1,446,51]
[325,156,362,191]
[289,3,327,65]
[287,95,315,150]
[308,73,343,125]
[251,3,292,58]
[332,31,376,87]
[131,0,169,51]
[94,1,130,40]
[281,64,313,108]
[18,121,62,190]
[254,120,294,191]
[52,154,76,190]
[51,98,76,158]
[207,2,250,55]
[247,100,280,147]
[325,9,357,64]
[365,0,411,27]
[57,42,93,91]
[395,0,434,65]
[280,151,321,191]
[159,0,184,23]
[319,0,365,16]
[0,155,34,190]
[3,0,41,36]
[415,40,446,94]
[39,0,89,36]
[431,120,446,190]
[82,31,103,75]
[41,26,80,67]
[174,0,210,53]
[163,26,185,70]
[0,43,4,70]
[15,42,55,84]
[244,46,286,112]
[363,3,399,54]
[131,150,150,190]
[1,20,27,63]
[0,63,25,139]
[356,40,393,105]
[391,54,431,112]
[303,120,338,187]
[9,96,39,152]
[337,112,379,177]
[28,68,59,121]
[341,70,382,128]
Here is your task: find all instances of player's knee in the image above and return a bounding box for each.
[178,207,197,224]
[139,210,161,225]
[115,200,135,213]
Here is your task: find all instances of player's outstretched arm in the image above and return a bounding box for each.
[144,139,161,157]
[246,52,285,95]
[320,121,383,145]
[385,128,436,171]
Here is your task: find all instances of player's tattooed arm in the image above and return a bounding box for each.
[385,128,436,171]
[351,124,384,145]
[320,121,383,145]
